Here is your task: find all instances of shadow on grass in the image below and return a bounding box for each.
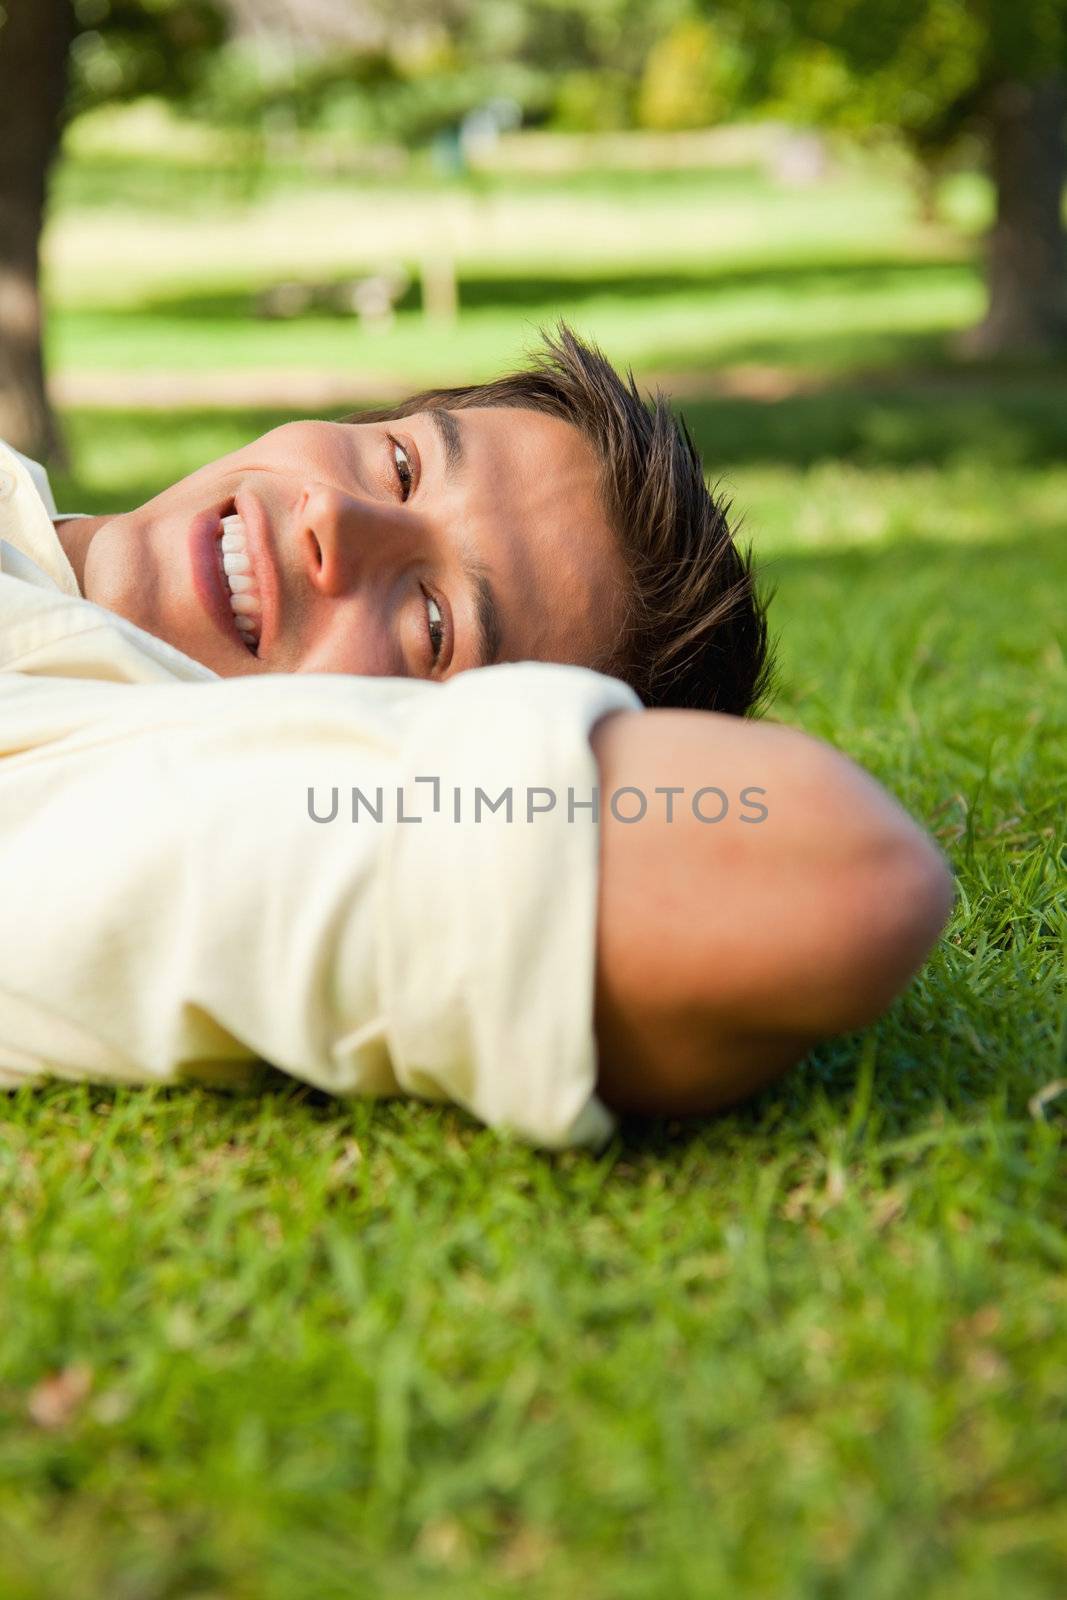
[119,254,975,323]
[679,382,1067,469]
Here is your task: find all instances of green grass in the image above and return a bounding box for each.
[4,141,1066,1597]
[45,155,985,385]
[49,259,985,385]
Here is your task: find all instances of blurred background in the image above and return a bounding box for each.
[0,0,1065,652]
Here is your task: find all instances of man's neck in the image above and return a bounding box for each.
[54,515,111,592]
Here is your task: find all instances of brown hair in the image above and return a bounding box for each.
[355,324,774,716]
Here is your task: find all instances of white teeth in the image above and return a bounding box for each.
[217,512,261,650]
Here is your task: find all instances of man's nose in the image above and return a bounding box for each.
[297,485,413,598]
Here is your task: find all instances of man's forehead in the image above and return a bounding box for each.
[428,405,603,506]
[446,402,585,461]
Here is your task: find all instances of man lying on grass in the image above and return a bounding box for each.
[0,327,952,1146]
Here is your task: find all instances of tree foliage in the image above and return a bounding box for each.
[637,19,743,132]
[190,0,705,141]
[713,0,1067,154]
[47,0,1067,151]
[68,0,227,115]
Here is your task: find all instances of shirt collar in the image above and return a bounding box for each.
[0,439,82,596]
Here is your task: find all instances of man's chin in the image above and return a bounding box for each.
[82,519,172,649]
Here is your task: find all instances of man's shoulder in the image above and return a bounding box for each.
[0,440,59,519]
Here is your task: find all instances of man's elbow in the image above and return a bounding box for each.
[627,821,956,1118]
[819,815,954,1036]
[591,713,954,1119]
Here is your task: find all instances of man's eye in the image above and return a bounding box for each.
[391,437,413,501]
[425,592,444,663]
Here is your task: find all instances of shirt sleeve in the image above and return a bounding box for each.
[379,663,641,1148]
[0,663,639,1148]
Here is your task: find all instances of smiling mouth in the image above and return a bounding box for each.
[218,512,262,652]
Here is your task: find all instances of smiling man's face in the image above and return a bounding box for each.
[62,407,629,680]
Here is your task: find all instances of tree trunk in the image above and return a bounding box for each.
[965,76,1067,357]
[0,0,74,462]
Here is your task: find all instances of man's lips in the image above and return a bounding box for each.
[188,490,280,659]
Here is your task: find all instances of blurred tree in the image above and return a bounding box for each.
[637,18,739,132]
[0,0,225,461]
[0,0,75,461]
[716,0,1067,354]
[444,0,693,132]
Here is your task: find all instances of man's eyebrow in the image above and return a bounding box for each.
[427,410,501,667]
[428,407,464,478]
[462,546,504,668]
[424,409,500,666]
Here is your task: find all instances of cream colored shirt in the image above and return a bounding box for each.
[0,439,639,1147]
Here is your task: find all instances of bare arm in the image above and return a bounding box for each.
[591,710,953,1117]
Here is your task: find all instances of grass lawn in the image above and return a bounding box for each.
[2,139,1065,1597]
[45,150,988,388]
